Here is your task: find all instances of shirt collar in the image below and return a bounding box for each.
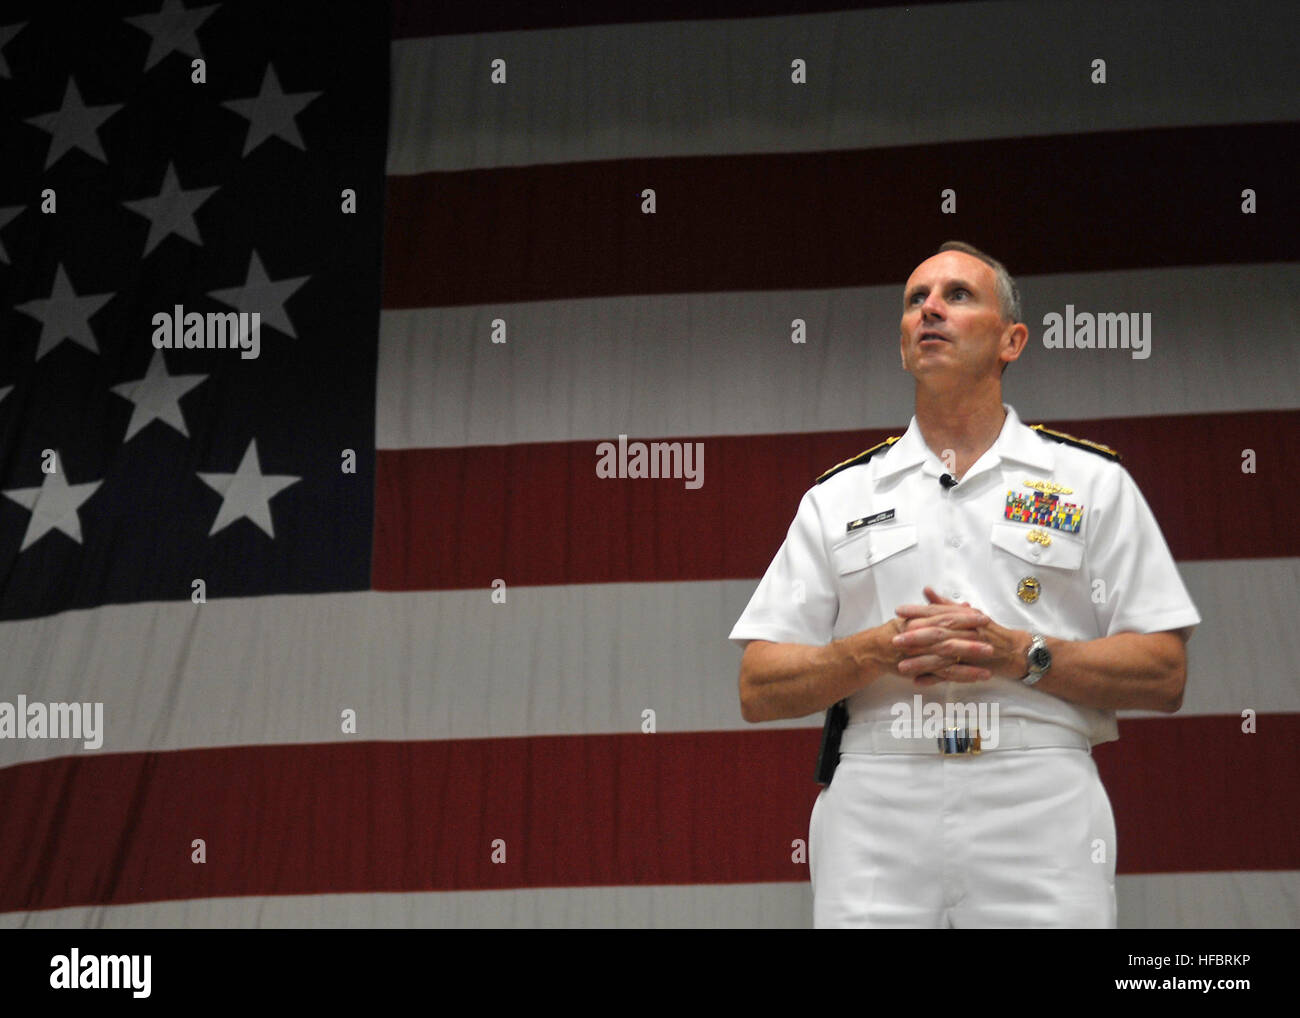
[874,404,1055,480]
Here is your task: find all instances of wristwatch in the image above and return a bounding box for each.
[1022,633,1051,685]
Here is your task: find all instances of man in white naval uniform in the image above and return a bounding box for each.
[729,241,1200,928]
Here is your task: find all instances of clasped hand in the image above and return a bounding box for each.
[888,586,1025,685]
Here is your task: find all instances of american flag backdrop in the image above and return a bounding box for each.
[1,0,1298,928]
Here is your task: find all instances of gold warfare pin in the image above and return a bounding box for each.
[1024,479,1073,495]
[1026,528,1052,546]
[1017,576,1041,603]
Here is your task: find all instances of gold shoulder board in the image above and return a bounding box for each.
[815,436,902,484]
[1030,424,1121,462]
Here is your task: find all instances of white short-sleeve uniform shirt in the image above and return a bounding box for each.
[729,405,1201,744]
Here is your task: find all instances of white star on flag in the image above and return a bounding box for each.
[222,65,321,157]
[198,439,300,538]
[110,351,208,441]
[0,22,25,79]
[25,78,123,168]
[124,0,219,71]
[208,251,309,338]
[13,265,114,360]
[0,205,21,264]
[122,162,219,256]
[3,452,103,550]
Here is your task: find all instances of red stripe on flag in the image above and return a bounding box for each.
[1,715,1295,913]
[372,410,1297,591]
[1094,716,1300,876]
[382,124,1298,308]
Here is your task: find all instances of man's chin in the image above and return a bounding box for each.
[909,365,992,389]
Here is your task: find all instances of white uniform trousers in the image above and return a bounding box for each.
[809,747,1117,928]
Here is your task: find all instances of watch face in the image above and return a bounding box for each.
[1029,645,1052,670]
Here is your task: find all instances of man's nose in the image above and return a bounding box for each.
[920,297,945,320]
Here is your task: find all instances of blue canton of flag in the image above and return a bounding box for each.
[0,0,387,622]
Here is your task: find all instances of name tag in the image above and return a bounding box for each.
[847,508,895,532]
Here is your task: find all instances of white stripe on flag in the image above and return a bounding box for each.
[0,559,1293,767]
[389,1,1300,174]
[4,871,1296,928]
[377,264,1300,449]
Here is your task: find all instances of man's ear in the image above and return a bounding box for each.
[1001,322,1029,366]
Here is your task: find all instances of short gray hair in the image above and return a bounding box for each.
[936,240,1022,325]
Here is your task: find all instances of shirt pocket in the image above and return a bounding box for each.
[990,522,1084,570]
[988,521,1091,623]
[829,523,919,636]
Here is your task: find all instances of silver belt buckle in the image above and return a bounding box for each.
[938,725,982,755]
